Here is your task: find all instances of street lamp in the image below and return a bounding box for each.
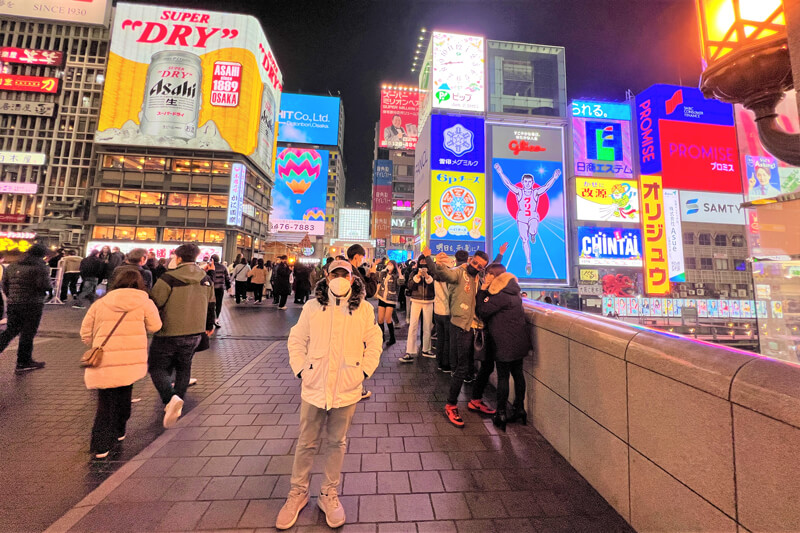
[696,1,798,164]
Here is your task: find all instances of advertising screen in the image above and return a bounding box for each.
[430,114,485,172]
[95,3,283,178]
[429,171,485,255]
[270,148,328,235]
[380,87,419,150]
[0,75,59,94]
[571,100,631,121]
[641,174,670,295]
[87,241,222,260]
[578,226,643,267]
[678,190,746,225]
[572,117,633,178]
[431,31,485,113]
[226,163,246,227]
[373,159,393,187]
[0,48,64,67]
[0,0,110,26]
[414,119,431,211]
[663,190,685,282]
[418,42,433,131]
[576,178,639,222]
[372,160,392,240]
[745,155,781,200]
[490,124,567,284]
[277,93,340,146]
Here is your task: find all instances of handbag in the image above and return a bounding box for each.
[80,311,128,368]
[196,332,210,352]
[473,328,487,362]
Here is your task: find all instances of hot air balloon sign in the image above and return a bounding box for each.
[303,207,326,222]
[276,148,324,204]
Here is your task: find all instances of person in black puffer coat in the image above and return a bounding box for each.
[0,244,52,373]
[475,263,531,430]
[272,256,292,309]
[292,264,312,304]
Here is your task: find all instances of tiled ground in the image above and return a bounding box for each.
[54,335,634,532]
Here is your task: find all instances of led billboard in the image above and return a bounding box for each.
[572,117,633,178]
[663,189,685,282]
[576,178,639,222]
[571,100,631,121]
[380,87,419,150]
[372,160,392,240]
[429,171,486,255]
[277,93,340,146]
[431,31,485,113]
[677,190,746,225]
[413,118,431,211]
[490,124,567,284]
[578,226,643,267]
[430,114,485,172]
[270,148,328,235]
[95,3,283,178]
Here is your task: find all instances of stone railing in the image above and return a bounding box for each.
[517,301,800,532]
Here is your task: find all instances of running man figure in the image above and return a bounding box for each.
[494,163,561,275]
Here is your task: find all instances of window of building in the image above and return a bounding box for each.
[139,192,164,205]
[715,259,729,270]
[113,226,136,240]
[117,190,140,204]
[167,193,188,207]
[211,161,231,175]
[97,189,120,203]
[714,234,728,247]
[124,156,145,171]
[143,157,166,171]
[92,226,114,239]
[698,233,712,245]
[102,154,125,169]
[205,229,225,243]
[192,160,211,174]
[184,229,205,242]
[187,194,208,208]
[135,227,157,241]
[700,257,714,270]
[208,195,228,209]
[685,257,697,270]
[172,159,192,173]
[683,232,695,245]
[163,228,184,242]
[734,259,747,271]
[732,234,745,247]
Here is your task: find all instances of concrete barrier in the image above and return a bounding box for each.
[517,301,800,532]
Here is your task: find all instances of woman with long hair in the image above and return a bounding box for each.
[264,260,273,299]
[247,258,268,304]
[475,263,531,430]
[375,259,400,346]
[80,270,162,459]
[231,257,251,304]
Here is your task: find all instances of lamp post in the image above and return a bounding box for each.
[696,1,798,164]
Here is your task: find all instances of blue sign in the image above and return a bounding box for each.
[430,114,485,172]
[387,249,409,263]
[277,93,341,146]
[373,159,393,187]
[577,226,643,267]
[636,84,734,175]
[430,239,485,255]
[571,100,631,121]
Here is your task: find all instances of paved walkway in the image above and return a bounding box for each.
[1,296,632,532]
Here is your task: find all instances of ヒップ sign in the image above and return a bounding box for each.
[431,32,485,113]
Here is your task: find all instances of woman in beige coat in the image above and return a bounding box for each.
[80,270,161,459]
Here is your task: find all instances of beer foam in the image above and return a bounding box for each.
[96,120,231,151]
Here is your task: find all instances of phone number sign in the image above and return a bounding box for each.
[270,220,324,235]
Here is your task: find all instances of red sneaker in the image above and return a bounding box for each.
[445,404,465,427]
[468,399,496,415]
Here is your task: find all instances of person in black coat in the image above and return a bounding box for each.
[272,256,292,309]
[475,264,531,430]
[292,264,312,304]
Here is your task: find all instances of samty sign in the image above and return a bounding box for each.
[96,3,283,178]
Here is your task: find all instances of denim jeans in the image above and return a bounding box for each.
[148,334,202,403]
[76,277,98,306]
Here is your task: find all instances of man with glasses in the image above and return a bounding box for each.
[426,247,491,427]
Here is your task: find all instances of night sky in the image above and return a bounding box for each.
[125,0,702,206]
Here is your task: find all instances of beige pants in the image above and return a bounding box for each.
[290,399,357,495]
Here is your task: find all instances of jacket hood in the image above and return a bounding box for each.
[167,262,208,283]
[488,272,520,295]
[101,288,152,312]
[314,276,365,313]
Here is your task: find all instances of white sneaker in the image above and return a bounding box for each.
[276,489,309,530]
[94,451,110,459]
[117,434,126,441]
[188,378,198,387]
[163,395,184,428]
[317,491,346,528]
[278,306,287,310]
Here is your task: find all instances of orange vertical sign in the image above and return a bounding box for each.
[641,174,670,295]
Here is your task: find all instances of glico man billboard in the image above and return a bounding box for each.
[571,99,633,179]
[277,93,341,146]
[95,3,283,178]
[635,84,740,193]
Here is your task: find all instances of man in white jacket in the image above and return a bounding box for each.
[277,260,383,530]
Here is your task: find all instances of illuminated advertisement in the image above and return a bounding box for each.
[414,118,431,211]
[602,297,763,319]
[431,31,485,113]
[0,152,46,165]
[571,100,631,121]
[0,75,59,94]
[745,155,781,200]
[576,178,639,222]
[490,124,567,284]
[572,116,633,178]
[0,214,27,223]
[420,202,429,252]
[430,171,485,254]
[418,41,434,131]
[663,190,685,282]
[270,148,328,235]
[372,160,392,240]
[641,174,670,295]
[0,48,64,67]
[578,226,642,266]
[96,3,283,178]
[380,87,419,150]
[678,190,746,225]
[87,241,222,260]
[0,0,109,26]
[636,84,740,193]
[0,183,37,195]
[430,114,485,172]
[277,93,340,146]
[226,162,246,226]
[0,99,56,117]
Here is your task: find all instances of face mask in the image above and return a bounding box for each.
[466,265,479,276]
[328,277,352,304]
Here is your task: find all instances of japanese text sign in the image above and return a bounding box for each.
[431,32,484,113]
[380,87,419,150]
[0,75,59,94]
[226,163,246,226]
[430,170,485,253]
[0,47,64,67]
[578,226,643,267]
[430,114,485,173]
[572,117,633,178]
[576,178,640,222]
[640,174,670,295]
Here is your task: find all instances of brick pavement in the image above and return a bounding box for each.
[44,312,634,533]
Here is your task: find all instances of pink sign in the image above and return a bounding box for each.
[0,182,37,194]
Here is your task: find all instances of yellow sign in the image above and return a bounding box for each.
[0,237,32,252]
[579,269,598,282]
[420,202,428,252]
[430,171,485,250]
[96,3,283,178]
[576,178,640,222]
[641,174,670,295]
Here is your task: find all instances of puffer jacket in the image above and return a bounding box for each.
[375,270,400,303]
[1,255,51,305]
[476,272,531,363]
[211,263,230,290]
[80,288,162,389]
[248,266,268,284]
[433,281,450,316]
[150,262,215,337]
[273,262,292,295]
[433,260,481,332]
[80,255,106,279]
[288,277,383,410]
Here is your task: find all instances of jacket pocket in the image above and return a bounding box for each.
[338,353,365,395]
[301,353,326,393]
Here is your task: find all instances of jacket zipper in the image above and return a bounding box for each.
[329,308,348,410]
